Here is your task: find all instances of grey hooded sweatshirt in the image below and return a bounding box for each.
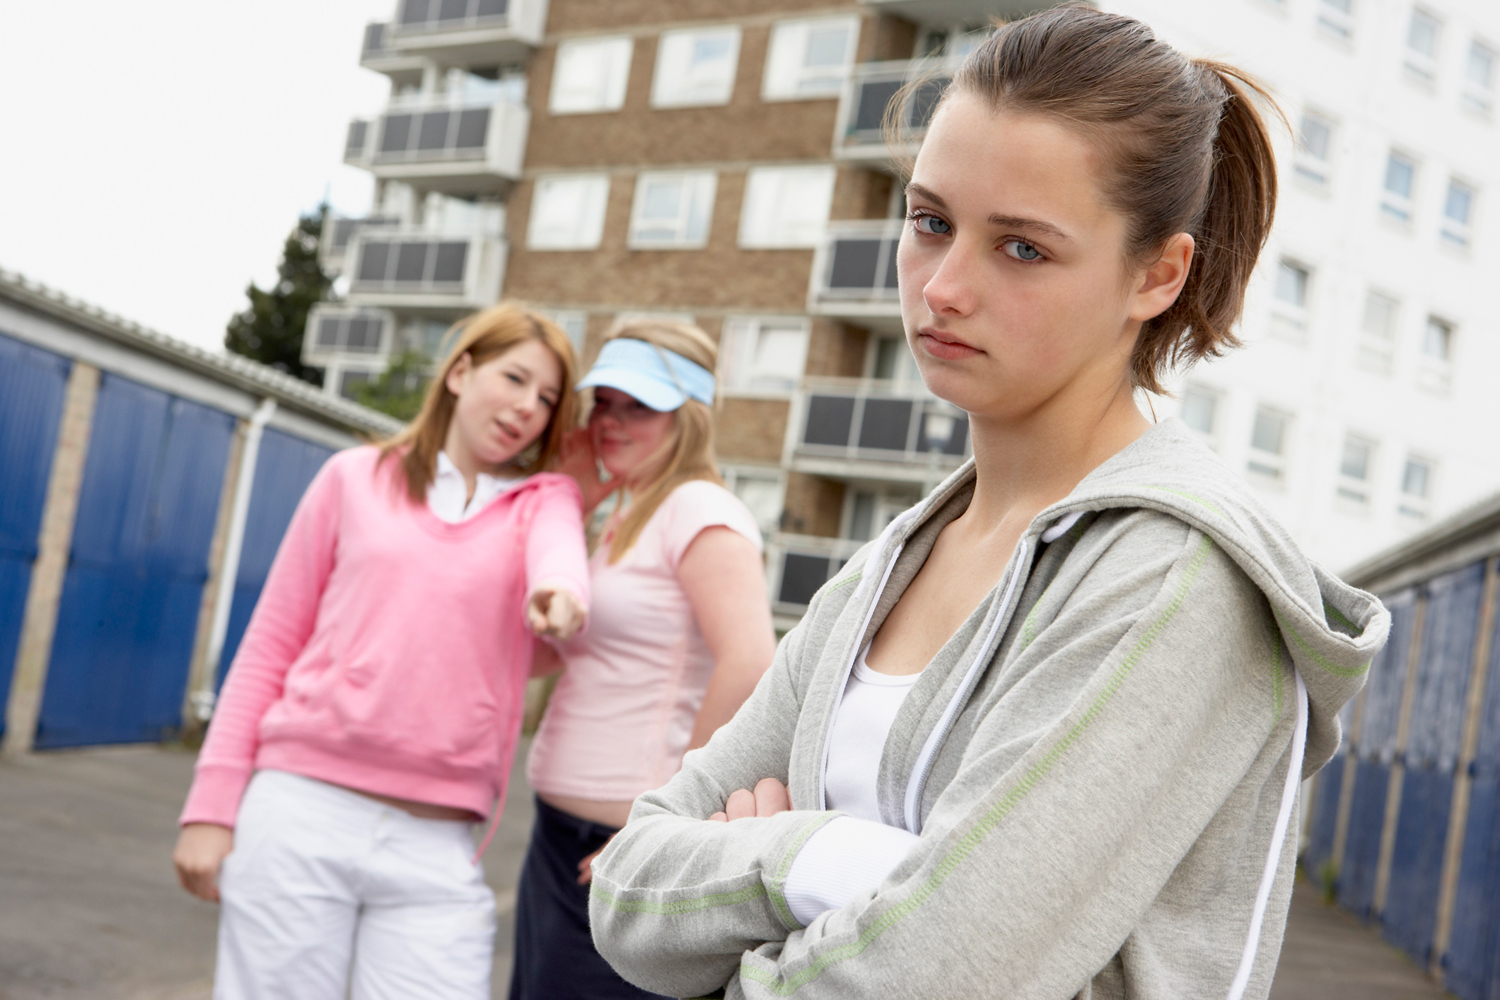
[589,419,1389,1000]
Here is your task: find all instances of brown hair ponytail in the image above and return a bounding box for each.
[932,3,1283,393]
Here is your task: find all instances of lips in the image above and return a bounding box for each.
[916,327,982,361]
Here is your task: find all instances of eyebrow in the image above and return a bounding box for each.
[906,182,1074,243]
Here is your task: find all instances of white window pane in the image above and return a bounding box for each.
[1407,10,1440,57]
[1340,438,1370,480]
[1251,410,1286,455]
[764,17,858,100]
[1274,261,1308,307]
[528,175,610,249]
[551,36,633,114]
[1360,292,1398,340]
[1403,459,1430,498]
[1445,181,1474,224]
[729,474,783,533]
[1385,154,1416,198]
[652,27,740,107]
[1180,388,1217,435]
[749,326,810,390]
[1468,43,1496,89]
[629,171,715,247]
[1299,115,1332,161]
[739,166,836,248]
[1423,317,1453,360]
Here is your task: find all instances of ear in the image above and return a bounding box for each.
[444,352,473,398]
[1128,233,1195,323]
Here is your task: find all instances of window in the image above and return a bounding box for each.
[1357,291,1400,374]
[628,171,717,248]
[550,36,633,114]
[527,174,610,250]
[1464,41,1497,114]
[1400,456,1433,519]
[762,16,859,100]
[1271,258,1311,340]
[1381,151,1418,224]
[1404,9,1442,83]
[845,490,918,542]
[1179,385,1219,438]
[338,369,376,400]
[1337,435,1374,504]
[313,310,389,355]
[719,317,811,393]
[721,467,785,536]
[1442,178,1476,247]
[739,165,837,248]
[540,310,588,353]
[1317,0,1355,40]
[870,335,920,384]
[1294,112,1336,187]
[1419,315,1455,394]
[1248,408,1290,481]
[652,27,741,107]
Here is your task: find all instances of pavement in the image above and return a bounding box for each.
[0,744,1454,1000]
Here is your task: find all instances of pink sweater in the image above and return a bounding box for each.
[180,446,589,829]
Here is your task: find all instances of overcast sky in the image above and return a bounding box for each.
[0,1,395,352]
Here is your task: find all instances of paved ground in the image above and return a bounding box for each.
[0,745,1455,999]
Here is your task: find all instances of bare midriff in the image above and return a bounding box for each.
[344,786,479,822]
[538,792,634,830]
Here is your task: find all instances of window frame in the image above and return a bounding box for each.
[1441,176,1477,249]
[738,164,837,249]
[720,465,788,538]
[651,26,742,108]
[1270,257,1313,342]
[627,170,718,250]
[549,35,634,115]
[1463,39,1497,115]
[1403,8,1443,84]
[1336,433,1377,506]
[1316,0,1357,42]
[1356,289,1401,375]
[1399,455,1436,520]
[761,15,861,102]
[1293,110,1337,189]
[1247,406,1292,483]
[526,173,612,251]
[1380,149,1420,225]
[718,315,812,396]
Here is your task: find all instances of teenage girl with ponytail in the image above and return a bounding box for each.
[172,304,590,1000]
[587,7,1389,1000]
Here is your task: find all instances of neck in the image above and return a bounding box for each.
[962,371,1150,534]
[442,426,503,502]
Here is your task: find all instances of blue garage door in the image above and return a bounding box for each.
[1448,581,1500,1000]
[36,374,234,748]
[1340,586,1418,922]
[1305,695,1359,890]
[1384,561,1485,967]
[0,332,71,735]
[217,428,336,684]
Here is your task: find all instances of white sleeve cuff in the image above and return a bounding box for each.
[782,816,920,926]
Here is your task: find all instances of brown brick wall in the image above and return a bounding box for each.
[781,472,843,536]
[804,318,866,378]
[715,397,789,463]
[546,1,867,36]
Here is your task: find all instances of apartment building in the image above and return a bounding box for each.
[312,0,1500,627]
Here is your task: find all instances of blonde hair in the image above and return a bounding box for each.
[379,302,578,503]
[599,319,722,562]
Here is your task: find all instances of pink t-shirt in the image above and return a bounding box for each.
[527,480,762,802]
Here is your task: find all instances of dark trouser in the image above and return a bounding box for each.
[509,796,672,1000]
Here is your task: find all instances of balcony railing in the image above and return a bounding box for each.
[359,22,424,80]
[343,97,531,194]
[836,59,955,163]
[387,0,546,66]
[809,220,902,319]
[302,305,395,366]
[319,214,401,274]
[344,98,529,195]
[795,379,969,477]
[345,229,505,311]
[768,535,868,612]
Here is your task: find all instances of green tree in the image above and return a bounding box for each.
[352,350,432,422]
[225,204,331,386]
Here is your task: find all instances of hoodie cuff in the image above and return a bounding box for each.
[178,763,253,829]
[782,816,920,926]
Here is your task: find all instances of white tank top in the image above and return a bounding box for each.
[823,647,920,823]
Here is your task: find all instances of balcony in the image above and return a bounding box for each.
[345,229,505,312]
[860,0,1064,23]
[767,534,868,616]
[344,96,529,196]
[836,59,954,166]
[809,220,903,327]
[302,305,396,367]
[359,22,425,85]
[793,378,969,483]
[387,0,547,68]
[319,214,401,274]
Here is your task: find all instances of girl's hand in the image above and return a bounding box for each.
[708,778,791,823]
[173,823,234,902]
[527,586,587,642]
[577,834,615,886]
[555,428,619,515]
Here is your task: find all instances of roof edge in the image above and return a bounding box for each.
[1340,489,1500,590]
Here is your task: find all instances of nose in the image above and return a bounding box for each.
[920,238,980,318]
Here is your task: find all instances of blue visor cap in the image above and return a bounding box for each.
[576,338,716,412]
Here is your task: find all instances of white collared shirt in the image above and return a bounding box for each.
[427,451,523,523]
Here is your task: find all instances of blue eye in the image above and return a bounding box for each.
[1003,239,1042,262]
[911,213,952,236]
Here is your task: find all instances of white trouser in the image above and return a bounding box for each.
[215,769,496,1000]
